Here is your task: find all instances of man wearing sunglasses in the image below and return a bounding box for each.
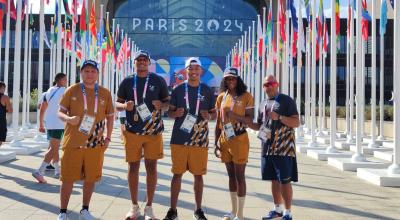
[249,75,299,220]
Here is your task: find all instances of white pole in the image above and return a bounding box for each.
[22,0,29,129]
[276,0,281,83]
[348,5,355,143]
[296,0,304,138]
[35,0,45,133]
[27,29,32,126]
[378,26,385,140]
[10,0,23,145]
[71,13,76,85]
[255,15,261,120]
[353,0,366,162]
[3,0,11,92]
[308,0,317,148]
[262,7,266,101]
[284,9,290,94]
[322,48,327,130]
[244,31,248,86]
[388,0,400,174]
[56,0,62,73]
[251,21,255,94]
[247,27,251,99]
[289,22,294,99]
[318,26,323,136]
[369,0,378,148]
[99,4,104,86]
[63,20,68,74]
[305,28,311,132]
[49,19,54,85]
[328,0,337,152]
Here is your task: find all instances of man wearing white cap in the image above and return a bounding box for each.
[163,57,216,220]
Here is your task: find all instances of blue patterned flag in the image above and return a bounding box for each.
[381,0,388,35]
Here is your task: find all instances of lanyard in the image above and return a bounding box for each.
[266,94,280,125]
[133,74,150,106]
[81,83,99,114]
[185,82,202,116]
[221,91,236,124]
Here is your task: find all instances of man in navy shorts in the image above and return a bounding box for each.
[249,75,300,220]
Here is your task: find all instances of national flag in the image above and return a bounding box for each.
[335,0,340,49]
[29,4,33,27]
[265,1,273,46]
[89,1,97,38]
[54,1,59,42]
[278,0,286,42]
[43,32,51,48]
[9,0,17,20]
[0,1,4,36]
[71,0,78,24]
[317,0,324,43]
[323,18,329,54]
[305,0,311,23]
[257,15,263,59]
[117,36,127,70]
[289,0,298,57]
[298,0,305,52]
[80,0,87,34]
[380,0,388,36]
[361,0,371,41]
[347,1,352,38]
[105,16,115,60]
[62,0,70,15]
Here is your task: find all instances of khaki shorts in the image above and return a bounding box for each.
[123,131,163,162]
[171,144,208,175]
[60,146,105,182]
[219,132,250,164]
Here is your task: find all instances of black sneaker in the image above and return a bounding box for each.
[193,208,207,220]
[163,208,178,220]
[45,164,55,171]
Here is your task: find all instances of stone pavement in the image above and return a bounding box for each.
[0,119,399,220]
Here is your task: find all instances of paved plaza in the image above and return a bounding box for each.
[0,119,399,220]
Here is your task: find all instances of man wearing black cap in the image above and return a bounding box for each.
[57,60,114,220]
[115,50,170,220]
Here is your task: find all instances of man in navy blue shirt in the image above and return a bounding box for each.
[163,57,216,220]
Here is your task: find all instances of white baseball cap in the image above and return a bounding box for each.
[185,57,202,68]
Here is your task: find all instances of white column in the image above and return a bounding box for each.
[3,0,11,92]
[322,50,327,130]
[56,0,62,73]
[308,0,317,148]
[262,7,267,101]
[369,0,378,148]
[353,0,366,162]
[22,0,29,129]
[27,29,32,126]
[10,0,23,145]
[388,0,400,174]
[328,0,338,152]
[63,20,67,74]
[305,28,311,132]
[289,22,294,99]
[35,0,45,135]
[318,29,323,136]
[378,29,385,140]
[348,6,355,143]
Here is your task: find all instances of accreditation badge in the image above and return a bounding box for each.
[223,122,236,139]
[79,114,95,135]
[257,124,271,142]
[180,114,197,133]
[137,103,152,121]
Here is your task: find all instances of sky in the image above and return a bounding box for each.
[27,0,387,18]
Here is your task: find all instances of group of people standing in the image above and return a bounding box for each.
[27,50,299,220]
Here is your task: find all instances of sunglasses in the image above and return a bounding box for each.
[263,81,278,88]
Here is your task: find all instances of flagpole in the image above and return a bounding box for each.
[388,0,400,174]
[251,20,255,96]
[247,27,251,102]
[348,4,355,143]
[322,42,327,131]
[10,0,24,146]
[368,0,379,148]
[27,29,32,127]
[283,6,289,94]
[21,0,29,130]
[353,0,366,162]
[49,18,54,83]
[318,22,323,136]
[262,7,266,101]
[346,4,351,140]
[71,8,77,85]
[99,4,104,86]
[110,19,116,102]
[56,0,62,73]
[3,0,10,93]
[243,30,248,87]
[296,0,304,139]
[308,0,318,148]
[63,20,68,75]
[378,15,385,140]
[305,27,311,133]
[289,21,294,98]
[276,0,281,82]
[327,0,338,152]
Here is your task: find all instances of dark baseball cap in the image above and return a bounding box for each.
[134,50,150,60]
[223,67,239,78]
[80,60,99,72]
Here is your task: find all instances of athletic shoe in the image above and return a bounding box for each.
[163,208,178,220]
[222,212,234,220]
[144,206,155,220]
[79,209,95,220]
[193,208,207,220]
[262,210,283,220]
[32,171,47,183]
[125,204,141,220]
[57,213,67,220]
[46,163,55,171]
[281,214,292,220]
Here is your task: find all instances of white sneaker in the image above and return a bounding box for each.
[57,213,67,220]
[222,212,235,220]
[144,206,155,220]
[125,204,141,220]
[79,209,96,220]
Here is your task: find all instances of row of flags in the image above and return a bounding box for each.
[231,0,393,71]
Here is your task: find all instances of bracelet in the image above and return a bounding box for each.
[105,137,111,142]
